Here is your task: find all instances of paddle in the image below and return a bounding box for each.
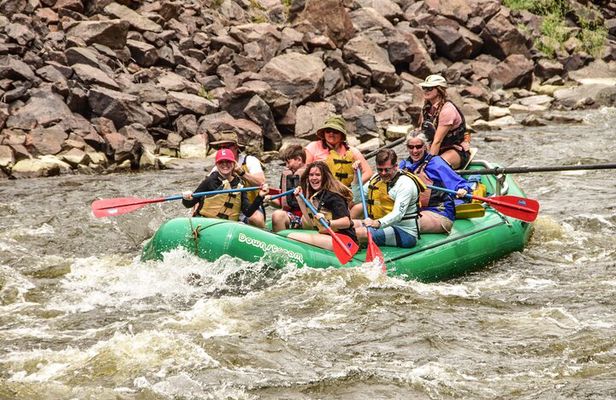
[427,185,539,223]
[363,137,406,160]
[356,169,386,271]
[298,193,359,265]
[92,187,260,218]
[455,163,616,175]
[270,188,295,200]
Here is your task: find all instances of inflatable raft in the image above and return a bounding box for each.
[141,161,534,281]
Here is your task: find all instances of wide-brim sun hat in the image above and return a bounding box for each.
[215,148,236,163]
[316,115,348,139]
[419,74,448,88]
[209,130,246,149]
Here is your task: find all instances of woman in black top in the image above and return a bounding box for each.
[288,161,358,249]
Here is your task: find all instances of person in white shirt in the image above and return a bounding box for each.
[350,148,425,248]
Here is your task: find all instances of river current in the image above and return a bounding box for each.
[1,108,615,399]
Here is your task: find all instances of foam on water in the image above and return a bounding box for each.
[5,329,219,386]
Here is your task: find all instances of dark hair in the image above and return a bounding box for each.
[375,148,397,166]
[300,161,353,204]
[280,144,306,163]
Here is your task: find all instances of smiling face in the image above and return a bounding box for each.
[216,159,235,177]
[376,160,398,182]
[423,85,439,101]
[322,128,344,147]
[307,166,323,191]
[407,137,427,162]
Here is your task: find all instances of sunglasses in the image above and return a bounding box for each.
[422,87,435,92]
[216,143,236,149]
[407,144,424,150]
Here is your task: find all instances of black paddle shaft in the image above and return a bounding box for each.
[456,163,616,175]
[363,137,406,160]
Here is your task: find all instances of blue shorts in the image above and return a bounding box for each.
[287,211,303,229]
[368,226,417,248]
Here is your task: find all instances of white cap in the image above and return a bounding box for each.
[419,74,448,88]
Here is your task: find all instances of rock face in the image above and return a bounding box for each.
[0,0,615,178]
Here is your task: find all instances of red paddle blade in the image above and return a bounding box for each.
[331,232,359,265]
[484,195,540,223]
[365,231,386,273]
[91,197,160,218]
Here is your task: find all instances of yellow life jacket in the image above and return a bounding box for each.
[197,179,242,221]
[240,155,265,205]
[325,148,355,186]
[367,170,426,220]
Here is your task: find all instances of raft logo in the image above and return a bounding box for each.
[238,233,304,264]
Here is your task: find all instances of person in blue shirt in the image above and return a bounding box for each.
[399,131,471,234]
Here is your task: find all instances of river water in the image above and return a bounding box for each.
[1,108,615,400]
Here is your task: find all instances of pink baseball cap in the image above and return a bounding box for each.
[215,148,236,163]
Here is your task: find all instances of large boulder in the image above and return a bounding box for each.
[299,0,355,46]
[259,53,326,105]
[343,35,400,91]
[480,11,531,60]
[88,86,153,128]
[5,89,73,129]
[66,20,130,49]
[488,54,534,90]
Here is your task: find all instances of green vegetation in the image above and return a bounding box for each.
[502,0,606,58]
[198,86,214,101]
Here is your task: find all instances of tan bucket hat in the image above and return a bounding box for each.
[316,115,348,139]
[209,130,246,149]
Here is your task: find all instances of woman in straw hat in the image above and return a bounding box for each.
[305,115,372,186]
[417,75,471,169]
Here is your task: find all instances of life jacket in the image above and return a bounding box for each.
[366,170,426,220]
[414,160,451,209]
[197,178,242,221]
[325,147,355,186]
[280,167,304,215]
[421,100,468,151]
[239,154,265,205]
[306,191,335,234]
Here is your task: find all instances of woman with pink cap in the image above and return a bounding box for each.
[181,148,268,221]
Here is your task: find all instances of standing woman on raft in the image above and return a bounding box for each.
[288,161,358,250]
[418,75,471,169]
[305,115,372,186]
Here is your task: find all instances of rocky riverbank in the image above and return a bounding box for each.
[1,0,615,179]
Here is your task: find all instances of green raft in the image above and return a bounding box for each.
[141,161,534,281]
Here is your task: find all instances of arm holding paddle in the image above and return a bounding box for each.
[351,164,386,269]
[350,147,373,184]
[350,161,380,228]
[289,191,359,264]
[427,184,540,222]
[293,187,351,231]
